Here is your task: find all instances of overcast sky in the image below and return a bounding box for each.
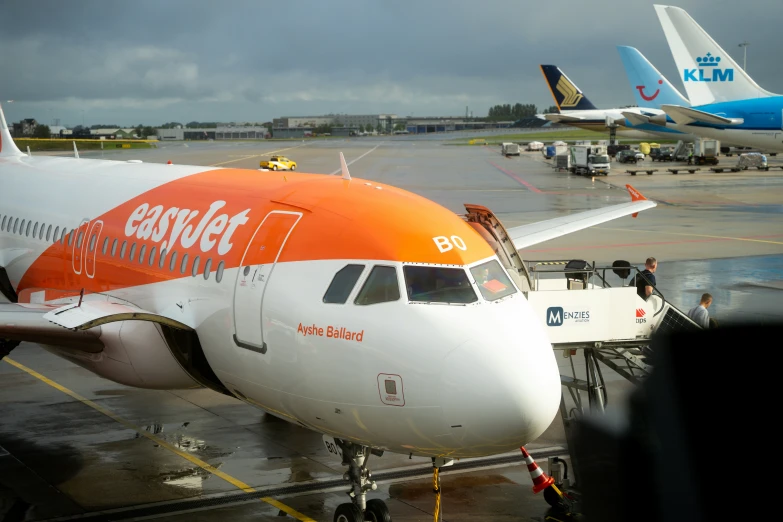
[0,0,780,127]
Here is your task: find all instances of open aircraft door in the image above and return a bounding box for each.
[232,211,302,353]
[463,204,532,292]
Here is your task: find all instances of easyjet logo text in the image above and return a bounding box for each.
[125,201,250,255]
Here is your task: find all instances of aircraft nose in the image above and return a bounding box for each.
[441,328,561,455]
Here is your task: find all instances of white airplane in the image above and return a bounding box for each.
[539,64,684,141]
[0,103,655,522]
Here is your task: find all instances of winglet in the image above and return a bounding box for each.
[73,141,79,159]
[0,101,25,158]
[626,184,648,217]
[339,152,351,180]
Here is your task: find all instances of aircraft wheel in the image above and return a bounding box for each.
[334,503,363,522]
[364,499,391,522]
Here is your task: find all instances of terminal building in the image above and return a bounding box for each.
[156,125,268,140]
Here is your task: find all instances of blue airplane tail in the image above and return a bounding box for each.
[540,65,597,111]
[617,46,690,109]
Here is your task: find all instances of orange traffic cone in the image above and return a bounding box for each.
[520,447,555,494]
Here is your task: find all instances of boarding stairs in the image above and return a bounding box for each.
[522,259,701,406]
[672,140,690,161]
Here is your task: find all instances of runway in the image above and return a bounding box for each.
[3,136,783,520]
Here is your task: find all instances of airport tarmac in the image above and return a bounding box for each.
[3,137,783,521]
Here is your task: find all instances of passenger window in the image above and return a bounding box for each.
[25,221,31,237]
[89,234,97,252]
[1,216,6,230]
[46,225,52,241]
[354,266,400,306]
[60,228,66,244]
[120,240,127,259]
[139,245,146,264]
[470,260,517,301]
[159,248,167,269]
[13,218,19,234]
[67,230,73,246]
[19,219,25,235]
[180,253,189,274]
[403,266,477,304]
[169,251,178,272]
[149,246,156,266]
[203,258,212,280]
[129,243,137,262]
[216,260,225,283]
[33,222,38,239]
[102,237,109,255]
[323,264,365,304]
[111,239,118,256]
[191,256,200,277]
[76,231,84,248]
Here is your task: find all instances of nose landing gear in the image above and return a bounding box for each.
[333,439,390,522]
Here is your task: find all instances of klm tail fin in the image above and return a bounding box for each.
[539,65,597,111]
[617,46,690,109]
[654,4,775,105]
[0,102,25,158]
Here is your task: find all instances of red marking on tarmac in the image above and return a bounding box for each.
[523,233,783,253]
[488,161,543,193]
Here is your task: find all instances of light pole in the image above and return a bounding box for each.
[738,41,750,71]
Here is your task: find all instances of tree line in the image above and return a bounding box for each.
[486,103,559,120]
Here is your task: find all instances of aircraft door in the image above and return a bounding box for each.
[232,211,302,352]
[71,219,90,275]
[84,220,103,279]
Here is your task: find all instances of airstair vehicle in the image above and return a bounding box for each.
[463,204,702,511]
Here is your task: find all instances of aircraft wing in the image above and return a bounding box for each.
[543,114,583,123]
[508,185,656,250]
[0,303,104,351]
[660,105,744,126]
[0,300,193,352]
[621,111,652,126]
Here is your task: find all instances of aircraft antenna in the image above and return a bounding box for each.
[339,152,351,180]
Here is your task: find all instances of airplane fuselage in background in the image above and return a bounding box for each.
[548,107,696,141]
[668,97,783,152]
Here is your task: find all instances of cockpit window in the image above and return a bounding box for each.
[354,265,400,306]
[470,260,517,301]
[403,266,477,304]
[323,264,365,304]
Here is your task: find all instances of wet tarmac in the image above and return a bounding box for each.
[3,137,783,521]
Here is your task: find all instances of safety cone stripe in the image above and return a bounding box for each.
[523,456,534,465]
[529,467,544,478]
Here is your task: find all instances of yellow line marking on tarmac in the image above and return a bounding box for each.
[594,226,783,246]
[208,145,304,167]
[3,358,315,522]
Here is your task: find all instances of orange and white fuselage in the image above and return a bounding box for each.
[0,150,562,458]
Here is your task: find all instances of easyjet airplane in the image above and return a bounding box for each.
[0,104,655,522]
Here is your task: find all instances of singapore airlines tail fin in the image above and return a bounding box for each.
[617,46,690,109]
[539,65,598,111]
[653,4,775,105]
[0,102,25,158]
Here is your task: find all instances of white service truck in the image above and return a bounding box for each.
[501,142,520,156]
[569,145,611,176]
[689,138,720,165]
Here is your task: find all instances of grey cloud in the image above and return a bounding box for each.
[1,0,780,126]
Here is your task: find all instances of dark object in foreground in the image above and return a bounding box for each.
[571,323,778,522]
